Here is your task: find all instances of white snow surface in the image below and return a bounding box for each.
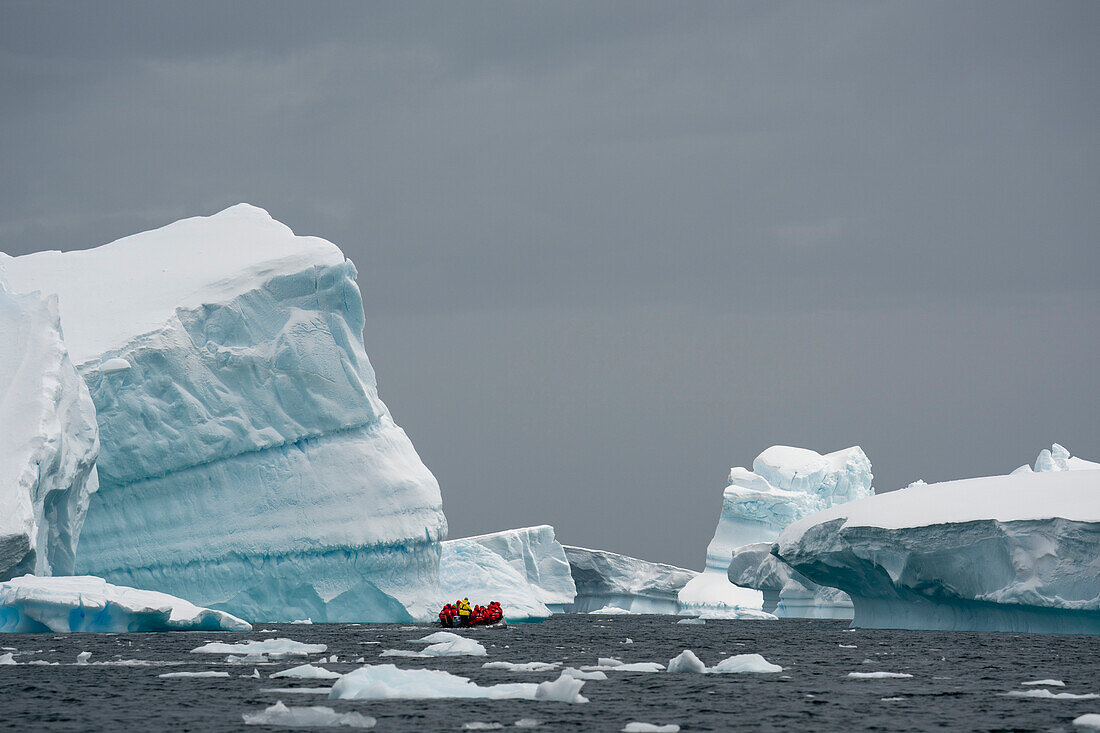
[0,575,249,633]
[329,665,587,703]
[441,526,575,620]
[2,205,447,623]
[563,546,695,614]
[242,700,376,728]
[0,278,99,579]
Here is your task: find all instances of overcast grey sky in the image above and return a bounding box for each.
[2,1,1097,568]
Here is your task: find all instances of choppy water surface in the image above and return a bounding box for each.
[2,616,1098,731]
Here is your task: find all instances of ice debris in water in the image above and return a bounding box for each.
[271,664,341,680]
[580,657,664,673]
[622,724,680,732]
[666,650,782,674]
[381,633,487,658]
[514,720,541,728]
[291,619,313,625]
[676,618,705,625]
[847,672,913,679]
[1021,679,1065,686]
[666,650,707,674]
[159,671,231,678]
[242,700,376,728]
[76,652,90,664]
[0,653,15,665]
[561,667,607,681]
[482,661,562,673]
[463,725,503,731]
[1004,690,1099,700]
[1074,715,1100,730]
[329,665,587,703]
[191,639,326,656]
[226,653,271,665]
[589,605,635,615]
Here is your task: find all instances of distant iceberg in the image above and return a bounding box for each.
[0,575,250,633]
[776,448,1100,634]
[440,526,576,620]
[1,205,447,622]
[563,546,695,614]
[0,278,99,580]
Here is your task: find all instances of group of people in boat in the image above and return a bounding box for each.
[438,598,504,627]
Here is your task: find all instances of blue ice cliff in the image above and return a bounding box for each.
[562,546,696,614]
[776,445,1100,634]
[0,277,99,580]
[0,205,447,622]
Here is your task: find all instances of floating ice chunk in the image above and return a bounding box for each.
[513,720,541,729]
[676,618,704,625]
[76,652,91,664]
[261,687,333,695]
[1004,689,1099,700]
[415,631,463,644]
[710,654,782,674]
[581,658,664,673]
[329,665,586,703]
[191,639,326,656]
[226,653,270,665]
[379,649,425,658]
[624,638,633,644]
[622,724,680,732]
[534,674,588,703]
[159,671,231,678]
[0,653,15,664]
[291,619,313,625]
[847,672,912,679]
[589,606,634,615]
[1075,714,1100,729]
[424,638,487,657]
[666,650,707,674]
[838,644,857,649]
[244,669,260,679]
[0,576,251,633]
[271,664,341,680]
[561,667,607,681]
[880,697,905,702]
[1022,679,1065,686]
[463,724,503,731]
[483,661,562,673]
[242,700,376,728]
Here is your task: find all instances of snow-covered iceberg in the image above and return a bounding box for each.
[562,546,695,614]
[0,205,447,622]
[0,278,98,580]
[727,543,853,619]
[0,574,250,632]
[1012,443,1100,475]
[776,463,1100,634]
[440,526,575,620]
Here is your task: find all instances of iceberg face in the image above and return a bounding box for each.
[563,546,695,614]
[0,279,98,580]
[776,467,1100,634]
[440,526,576,621]
[727,543,853,619]
[0,575,250,633]
[1,205,446,622]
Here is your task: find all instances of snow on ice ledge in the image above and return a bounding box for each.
[0,278,99,580]
[562,546,695,614]
[0,575,250,633]
[776,467,1100,634]
[440,526,576,620]
[0,205,447,622]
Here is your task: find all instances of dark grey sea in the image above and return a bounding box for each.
[1,615,1097,731]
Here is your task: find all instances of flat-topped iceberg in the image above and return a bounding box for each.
[0,575,250,632]
[776,461,1100,634]
[0,279,99,580]
[563,546,695,614]
[1,205,447,622]
[440,526,575,619]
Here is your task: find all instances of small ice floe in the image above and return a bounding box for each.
[676,618,705,625]
[271,664,341,680]
[241,669,261,679]
[329,665,587,703]
[191,639,326,657]
[709,654,782,674]
[880,697,906,702]
[622,723,680,732]
[562,667,607,681]
[242,700,375,728]
[76,652,91,665]
[382,633,487,659]
[589,606,634,615]
[291,619,313,625]
[1004,689,1099,700]
[847,672,913,680]
[0,653,16,665]
[483,661,562,673]
[159,671,231,678]
[260,687,333,695]
[379,649,426,658]
[624,638,634,644]
[463,724,503,731]
[838,644,857,649]
[226,653,270,665]
[580,657,664,673]
[666,650,707,674]
[514,720,541,728]
[1074,714,1100,729]
[1021,679,1065,687]
[259,629,279,633]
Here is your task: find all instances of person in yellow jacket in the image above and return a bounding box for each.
[457,598,472,626]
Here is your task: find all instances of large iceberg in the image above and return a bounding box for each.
[727,543,853,619]
[776,459,1100,634]
[563,546,695,614]
[0,205,447,622]
[0,574,250,632]
[0,278,98,580]
[440,526,576,620]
